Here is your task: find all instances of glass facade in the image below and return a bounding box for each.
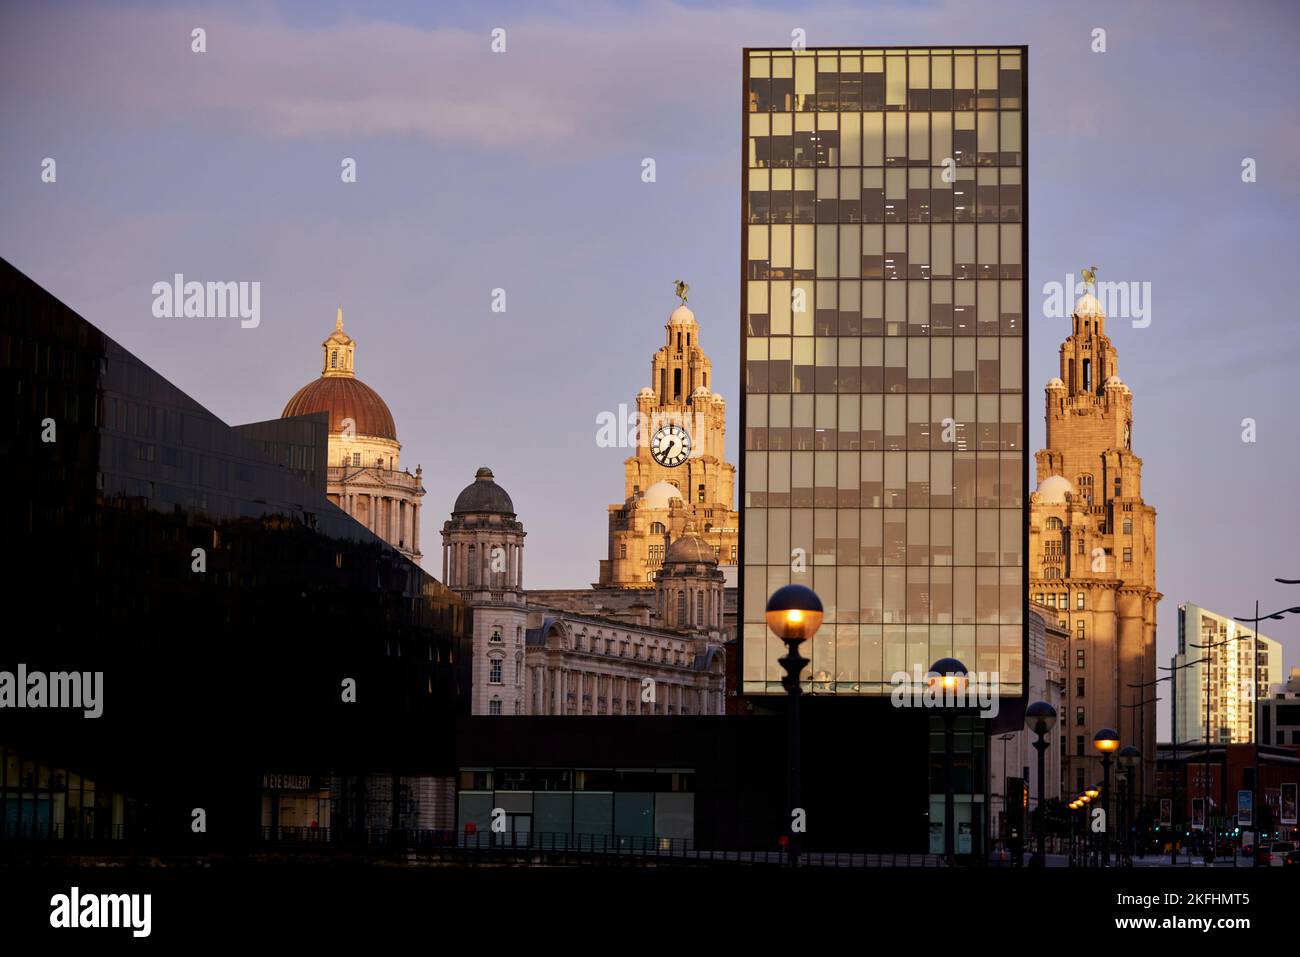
[0,258,470,844]
[741,48,1027,695]
[457,767,696,850]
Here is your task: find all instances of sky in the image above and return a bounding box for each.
[2,0,1298,737]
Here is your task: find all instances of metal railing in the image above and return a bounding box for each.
[3,825,947,867]
[256,827,946,867]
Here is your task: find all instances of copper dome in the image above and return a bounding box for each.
[281,375,397,441]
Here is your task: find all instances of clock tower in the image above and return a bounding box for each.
[598,293,739,588]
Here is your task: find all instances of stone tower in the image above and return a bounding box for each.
[441,467,529,716]
[599,295,739,587]
[1030,290,1160,802]
[655,520,726,634]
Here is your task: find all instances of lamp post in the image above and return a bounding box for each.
[1118,697,1158,854]
[997,731,1015,853]
[1084,785,1100,866]
[1119,745,1140,862]
[1094,728,1120,866]
[930,657,969,866]
[765,584,823,867]
[1025,701,1057,867]
[1068,800,1079,865]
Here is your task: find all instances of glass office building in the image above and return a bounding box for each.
[0,258,470,845]
[741,48,1027,696]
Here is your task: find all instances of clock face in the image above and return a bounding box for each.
[650,424,691,467]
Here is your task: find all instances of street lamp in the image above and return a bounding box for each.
[766,584,823,867]
[1094,728,1120,866]
[1025,701,1057,868]
[929,657,969,866]
[1067,800,1078,865]
[1082,786,1100,866]
[1119,745,1140,862]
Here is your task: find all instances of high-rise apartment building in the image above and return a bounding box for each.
[1173,603,1282,746]
[741,47,1027,697]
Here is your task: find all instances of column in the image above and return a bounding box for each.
[412,503,420,556]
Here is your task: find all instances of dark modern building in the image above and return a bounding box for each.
[740,46,1028,855]
[0,258,471,846]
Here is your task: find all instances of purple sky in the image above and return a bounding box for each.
[2,0,1298,736]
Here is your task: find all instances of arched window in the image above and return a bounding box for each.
[650,522,666,536]
[490,627,502,643]
[1047,517,1062,530]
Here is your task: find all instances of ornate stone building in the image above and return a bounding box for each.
[442,467,727,716]
[281,310,425,563]
[441,467,530,716]
[1029,290,1160,800]
[598,298,739,587]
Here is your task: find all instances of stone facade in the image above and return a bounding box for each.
[598,300,739,587]
[281,310,425,563]
[1029,291,1161,799]
[442,467,727,716]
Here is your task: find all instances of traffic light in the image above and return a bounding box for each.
[1007,777,1027,841]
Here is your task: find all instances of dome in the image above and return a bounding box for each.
[669,304,696,325]
[1036,475,1076,504]
[1046,377,1065,391]
[666,522,718,565]
[711,392,725,404]
[453,467,515,515]
[1074,293,1105,318]
[282,375,397,441]
[1104,375,1126,389]
[637,387,656,398]
[640,480,684,510]
[282,309,398,441]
